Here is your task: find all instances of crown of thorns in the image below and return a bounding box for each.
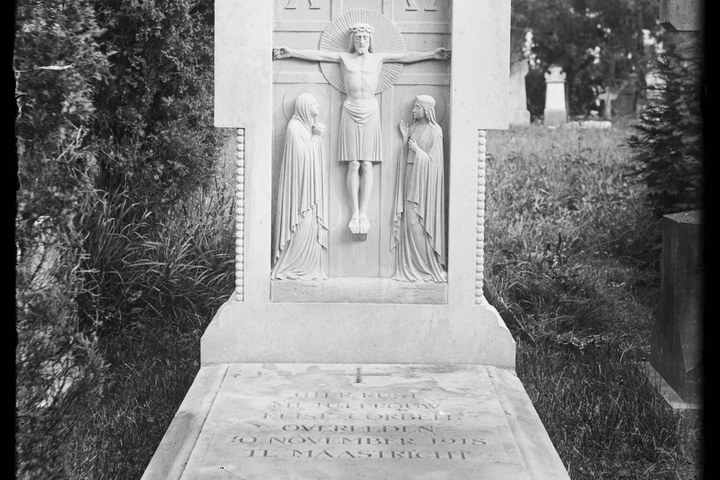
[350,23,375,35]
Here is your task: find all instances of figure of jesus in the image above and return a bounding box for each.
[273,23,450,234]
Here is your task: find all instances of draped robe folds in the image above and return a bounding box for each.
[338,98,383,163]
[271,114,328,280]
[391,122,447,282]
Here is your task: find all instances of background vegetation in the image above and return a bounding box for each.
[512,0,662,119]
[15,0,702,479]
[485,124,701,479]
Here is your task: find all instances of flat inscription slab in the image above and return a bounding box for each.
[179,364,532,479]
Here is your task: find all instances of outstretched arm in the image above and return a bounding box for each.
[273,46,341,63]
[380,47,450,64]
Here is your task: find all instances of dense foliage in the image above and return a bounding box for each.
[626,45,704,216]
[15,0,230,477]
[15,1,111,477]
[485,126,699,479]
[512,0,661,118]
[91,0,220,206]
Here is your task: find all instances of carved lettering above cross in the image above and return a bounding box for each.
[285,0,321,9]
[405,0,438,11]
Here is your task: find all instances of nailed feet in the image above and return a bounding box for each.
[349,214,370,234]
[349,215,360,234]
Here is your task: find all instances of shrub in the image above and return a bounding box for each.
[626,45,703,216]
[15,1,111,475]
[92,0,222,208]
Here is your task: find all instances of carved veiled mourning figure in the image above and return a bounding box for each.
[271,93,328,280]
[391,95,447,282]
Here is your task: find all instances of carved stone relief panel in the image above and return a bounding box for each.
[271,0,451,286]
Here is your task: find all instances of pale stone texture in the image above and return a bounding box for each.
[207,0,516,367]
[543,66,567,127]
[650,210,703,405]
[509,59,531,126]
[142,364,571,480]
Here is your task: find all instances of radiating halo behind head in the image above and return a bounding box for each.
[348,22,375,53]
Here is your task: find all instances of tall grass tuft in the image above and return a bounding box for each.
[60,175,235,479]
[79,178,235,335]
[485,125,700,479]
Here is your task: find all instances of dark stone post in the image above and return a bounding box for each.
[650,210,703,405]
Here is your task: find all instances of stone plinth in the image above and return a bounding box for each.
[650,210,703,406]
[141,364,571,480]
[659,0,702,31]
[543,66,567,127]
[659,0,703,64]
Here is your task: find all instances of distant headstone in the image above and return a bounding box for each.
[543,65,567,127]
[649,210,703,407]
[612,77,638,116]
[508,59,531,126]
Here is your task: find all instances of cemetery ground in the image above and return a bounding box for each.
[59,123,700,480]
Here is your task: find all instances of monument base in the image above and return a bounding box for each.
[543,109,567,127]
[201,294,516,367]
[142,363,570,480]
[642,362,701,411]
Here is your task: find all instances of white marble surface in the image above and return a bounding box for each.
[142,364,571,480]
[206,0,516,367]
[202,296,515,367]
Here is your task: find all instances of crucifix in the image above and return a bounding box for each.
[273,23,450,235]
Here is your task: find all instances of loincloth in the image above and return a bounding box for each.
[338,98,382,163]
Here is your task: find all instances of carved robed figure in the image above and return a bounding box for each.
[273,23,450,236]
[391,95,447,282]
[271,93,329,280]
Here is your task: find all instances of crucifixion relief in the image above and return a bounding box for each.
[273,22,450,235]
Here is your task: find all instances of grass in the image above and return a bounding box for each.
[485,124,702,479]
[43,125,702,479]
[57,176,236,480]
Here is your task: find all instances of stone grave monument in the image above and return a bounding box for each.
[543,65,567,127]
[141,2,570,478]
[509,58,531,126]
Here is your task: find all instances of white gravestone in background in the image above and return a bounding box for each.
[509,58,531,126]
[543,65,567,127]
